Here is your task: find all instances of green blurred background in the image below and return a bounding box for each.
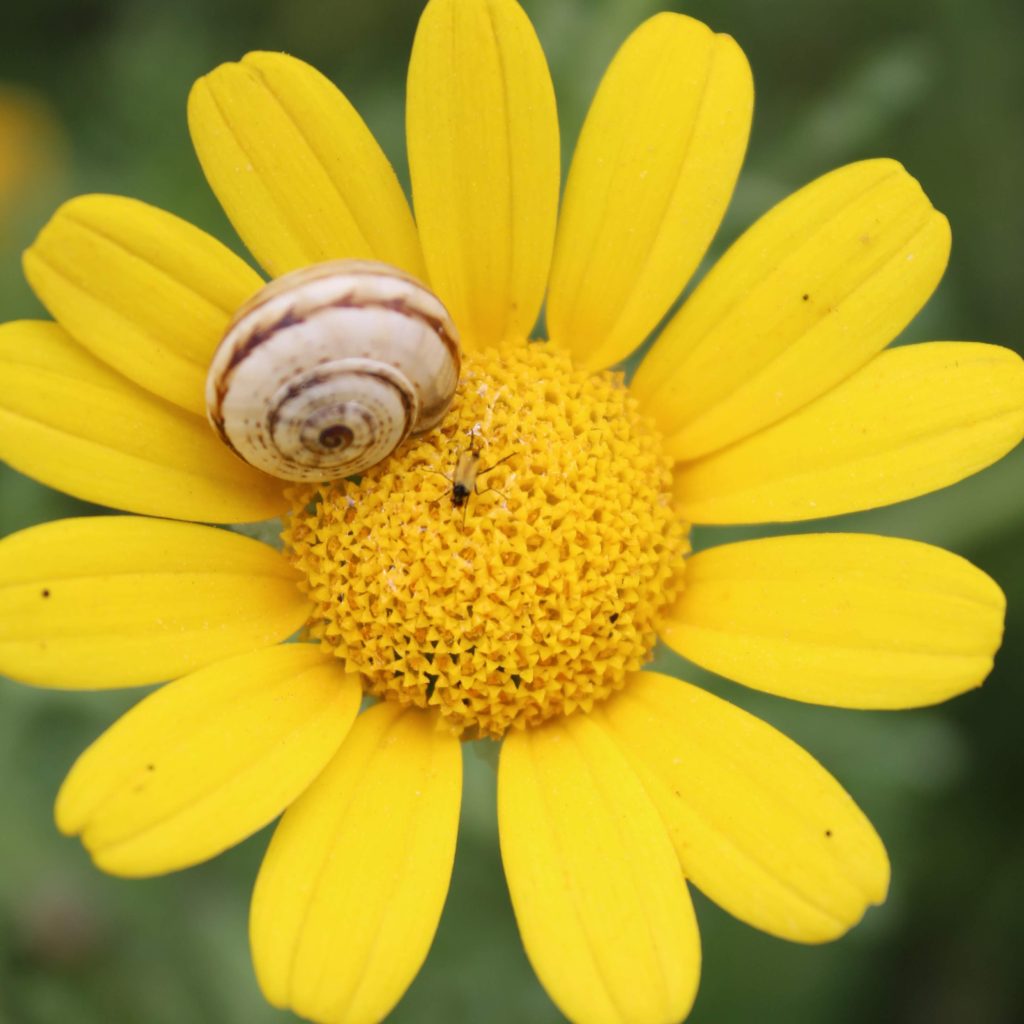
[2,0,1022,1021]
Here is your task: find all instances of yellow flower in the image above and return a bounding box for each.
[1,1,1022,1022]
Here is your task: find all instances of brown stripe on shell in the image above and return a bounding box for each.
[265,366,416,443]
[224,259,436,330]
[211,307,307,420]
[323,293,462,417]
[208,405,241,458]
[215,292,458,429]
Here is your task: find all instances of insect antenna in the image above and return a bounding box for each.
[475,451,516,479]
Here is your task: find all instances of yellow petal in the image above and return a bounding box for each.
[23,194,263,415]
[0,321,287,522]
[0,516,310,689]
[189,51,424,280]
[407,0,559,349]
[55,645,360,877]
[598,673,890,943]
[675,342,1024,523]
[633,160,951,458]
[663,534,1006,708]
[499,715,700,1024]
[251,702,461,1024]
[546,13,752,371]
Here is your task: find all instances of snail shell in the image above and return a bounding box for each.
[206,259,461,482]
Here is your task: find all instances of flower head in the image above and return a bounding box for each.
[2,1,1022,1023]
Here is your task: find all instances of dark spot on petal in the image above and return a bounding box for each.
[825,829,833,838]
[41,589,50,598]
[802,293,810,301]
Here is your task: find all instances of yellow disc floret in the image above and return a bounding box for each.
[284,344,689,738]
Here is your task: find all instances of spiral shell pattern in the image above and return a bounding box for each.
[206,260,461,482]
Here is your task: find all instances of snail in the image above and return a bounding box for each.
[205,259,461,482]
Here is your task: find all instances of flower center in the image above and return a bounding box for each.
[283,344,689,738]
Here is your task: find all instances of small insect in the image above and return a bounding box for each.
[440,432,514,522]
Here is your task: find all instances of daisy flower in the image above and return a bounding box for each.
[2,0,1022,1022]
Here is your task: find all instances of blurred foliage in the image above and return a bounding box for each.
[2,0,1023,1022]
